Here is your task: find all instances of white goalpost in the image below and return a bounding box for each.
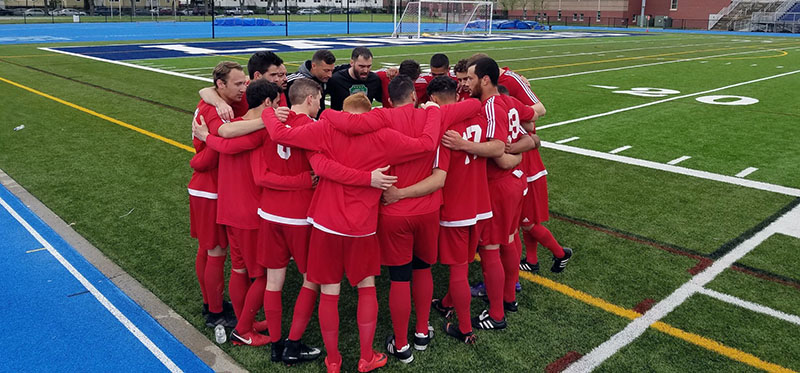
[392,0,494,38]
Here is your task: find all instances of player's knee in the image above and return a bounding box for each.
[411,256,431,270]
[389,263,413,282]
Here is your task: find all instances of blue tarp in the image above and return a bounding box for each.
[213,17,281,26]
[467,19,544,30]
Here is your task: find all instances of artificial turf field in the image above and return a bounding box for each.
[0,30,799,372]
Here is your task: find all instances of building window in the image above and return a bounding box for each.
[557,10,560,20]
[597,11,600,21]
[579,13,584,21]
[670,0,678,10]
[572,13,576,21]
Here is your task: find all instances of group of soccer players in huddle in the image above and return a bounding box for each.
[188,46,573,373]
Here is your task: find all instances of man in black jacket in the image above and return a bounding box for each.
[327,47,383,111]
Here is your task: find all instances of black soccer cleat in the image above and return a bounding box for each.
[385,334,414,364]
[519,259,540,273]
[413,323,434,351]
[282,339,321,365]
[205,311,238,329]
[270,339,285,362]
[504,300,518,313]
[431,299,454,319]
[444,322,476,345]
[551,247,573,273]
[471,309,507,330]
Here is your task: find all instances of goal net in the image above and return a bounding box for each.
[392,0,494,38]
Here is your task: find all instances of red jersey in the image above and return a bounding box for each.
[205,119,266,230]
[416,72,458,103]
[376,70,392,108]
[261,107,442,237]
[484,94,535,181]
[498,67,540,105]
[437,103,492,227]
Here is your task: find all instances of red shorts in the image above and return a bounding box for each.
[520,177,549,226]
[189,196,227,251]
[438,225,482,265]
[257,220,311,273]
[481,176,526,246]
[227,227,263,277]
[377,211,439,266]
[306,229,381,287]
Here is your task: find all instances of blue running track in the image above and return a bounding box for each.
[0,184,211,372]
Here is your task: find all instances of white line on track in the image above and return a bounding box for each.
[529,46,800,81]
[695,286,800,327]
[0,196,183,373]
[735,167,759,178]
[667,155,691,165]
[563,202,800,373]
[541,141,800,197]
[609,145,632,154]
[537,68,800,130]
[555,136,580,144]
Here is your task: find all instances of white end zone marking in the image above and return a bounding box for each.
[696,287,800,327]
[555,136,580,144]
[542,141,800,197]
[0,196,183,373]
[667,156,691,165]
[538,69,800,131]
[735,167,759,178]
[564,202,800,373]
[608,145,632,154]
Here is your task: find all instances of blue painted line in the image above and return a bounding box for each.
[0,184,212,373]
[45,31,644,61]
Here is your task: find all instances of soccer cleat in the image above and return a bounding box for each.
[504,300,518,313]
[202,303,209,316]
[253,320,268,333]
[230,329,270,346]
[471,309,507,330]
[413,323,434,351]
[431,299,454,319]
[551,247,573,273]
[385,335,414,364]
[444,322,476,345]
[516,281,522,293]
[282,339,321,365]
[325,356,342,373]
[205,311,238,329]
[270,339,285,362]
[357,351,388,372]
[470,282,486,298]
[519,259,540,273]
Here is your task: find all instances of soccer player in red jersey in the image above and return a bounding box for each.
[261,92,443,373]
[189,61,250,329]
[452,59,472,102]
[376,60,421,108]
[415,53,459,103]
[460,57,536,331]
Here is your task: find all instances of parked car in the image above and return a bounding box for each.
[325,8,344,14]
[297,8,320,15]
[53,8,86,16]
[225,7,254,15]
[158,8,174,15]
[176,8,192,15]
[23,8,47,16]
[346,8,361,14]
[0,8,14,16]
[93,7,113,16]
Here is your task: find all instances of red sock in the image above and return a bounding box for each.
[319,293,341,363]
[228,271,250,319]
[195,247,208,305]
[531,224,565,258]
[389,281,411,348]
[480,248,505,321]
[235,276,266,334]
[264,289,282,343]
[500,243,521,303]
[288,286,318,341]
[412,268,433,335]
[523,229,539,264]
[448,263,472,334]
[357,286,378,362]
[442,292,453,308]
[205,255,226,313]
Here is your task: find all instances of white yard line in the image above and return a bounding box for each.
[667,155,692,165]
[495,41,732,63]
[736,167,759,178]
[538,68,800,130]
[609,145,632,154]
[563,202,800,373]
[0,196,183,373]
[529,46,800,82]
[555,136,580,144]
[541,141,800,197]
[695,286,800,327]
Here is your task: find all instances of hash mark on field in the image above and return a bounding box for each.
[589,85,618,89]
[667,156,691,165]
[556,136,580,144]
[26,247,46,254]
[700,61,708,63]
[696,286,800,326]
[735,167,759,178]
[609,145,631,154]
[751,64,758,67]
[777,66,784,69]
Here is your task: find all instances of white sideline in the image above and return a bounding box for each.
[541,141,800,197]
[529,46,800,82]
[563,202,800,373]
[0,196,183,373]
[538,68,800,130]
[695,286,800,327]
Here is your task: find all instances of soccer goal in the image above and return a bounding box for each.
[392,0,494,38]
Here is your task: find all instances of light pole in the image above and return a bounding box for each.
[639,0,646,27]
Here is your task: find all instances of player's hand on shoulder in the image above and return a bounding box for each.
[441,129,465,150]
[275,106,290,123]
[215,102,234,122]
[193,115,210,142]
[420,101,440,109]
